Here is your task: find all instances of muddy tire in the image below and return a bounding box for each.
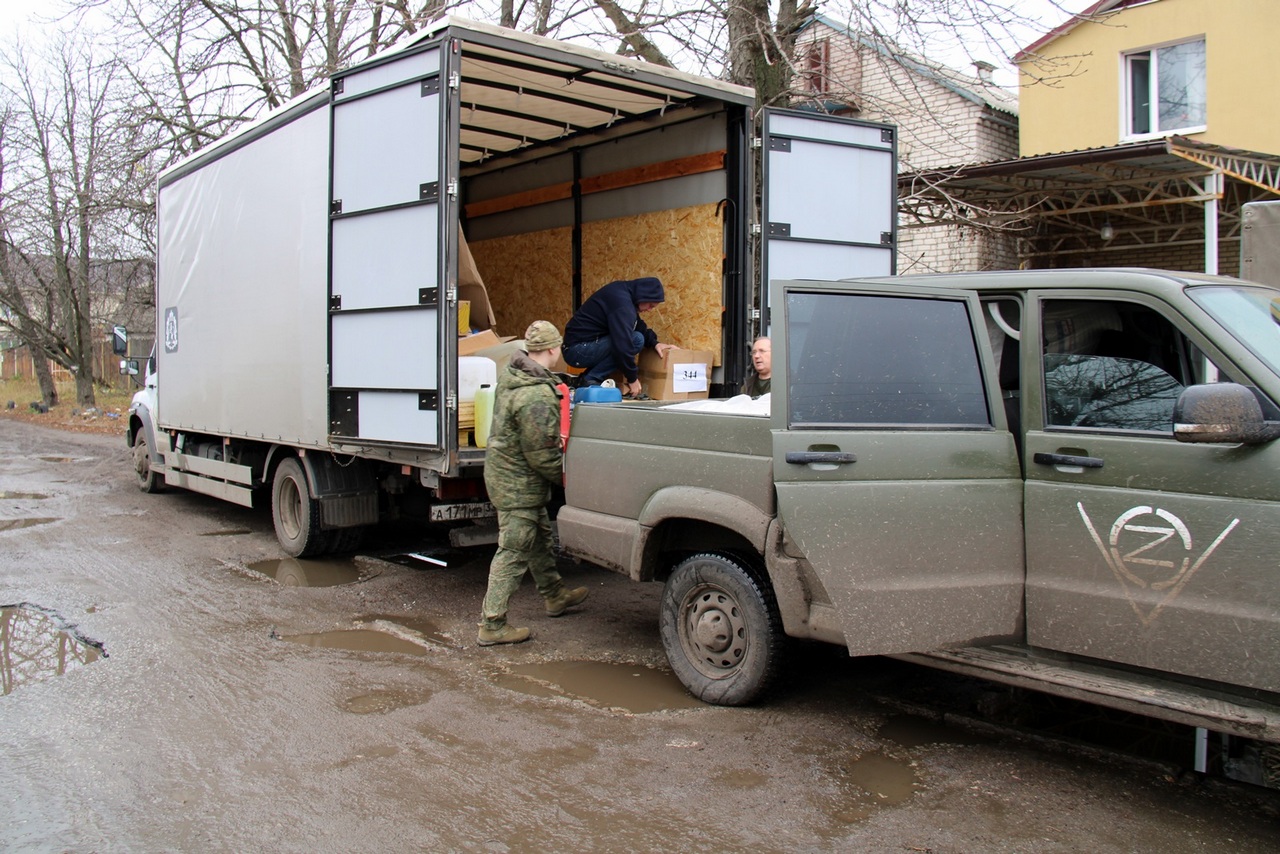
[132,431,164,494]
[660,552,784,706]
[271,458,327,557]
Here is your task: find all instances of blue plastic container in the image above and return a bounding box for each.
[573,386,623,404]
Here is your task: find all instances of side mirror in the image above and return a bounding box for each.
[111,325,128,356]
[1173,383,1280,444]
[119,358,139,377]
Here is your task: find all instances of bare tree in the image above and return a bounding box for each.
[0,36,148,407]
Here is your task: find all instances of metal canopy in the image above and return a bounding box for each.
[367,17,756,172]
[899,137,1280,263]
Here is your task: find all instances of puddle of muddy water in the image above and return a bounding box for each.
[1,605,104,696]
[0,517,58,532]
[247,556,373,587]
[825,751,919,825]
[339,688,433,715]
[497,660,704,714]
[278,628,432,657]
[0,491,49,500]
[353,614,452,647]
[200,529,253,537]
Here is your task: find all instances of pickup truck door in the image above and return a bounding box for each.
[771,280,1025,656]
[1023,289,1280,693]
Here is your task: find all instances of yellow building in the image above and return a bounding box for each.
[1017,0,1279,157]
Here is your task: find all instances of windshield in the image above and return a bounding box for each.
[1188,285,1280,377]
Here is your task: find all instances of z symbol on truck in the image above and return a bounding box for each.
[1077,503,1238,627]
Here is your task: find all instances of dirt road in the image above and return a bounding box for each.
[2,419,1277,852]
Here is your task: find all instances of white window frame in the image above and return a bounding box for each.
[1120,36,1207,141]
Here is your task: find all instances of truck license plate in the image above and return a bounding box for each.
[430,501,496,522]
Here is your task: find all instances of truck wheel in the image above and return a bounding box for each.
[272,458,328,557]
[132,432,164,494]
[660,552,784,706]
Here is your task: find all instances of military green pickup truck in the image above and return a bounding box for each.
[557,268,1280,744]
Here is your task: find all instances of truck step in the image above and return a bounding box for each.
[893,646,1280,742]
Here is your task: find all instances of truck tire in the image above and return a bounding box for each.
[132,431,164,494]
[660,552,784,706]
[272,458,328,558]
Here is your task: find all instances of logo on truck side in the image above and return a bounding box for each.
[164,307,179,353]
[1077,503,1239,627]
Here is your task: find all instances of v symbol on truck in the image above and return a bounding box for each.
[1077,503,1239,627]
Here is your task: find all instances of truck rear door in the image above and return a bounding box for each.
[771,279,1025,656]
[759,110,896,323]
[327,43,450,448]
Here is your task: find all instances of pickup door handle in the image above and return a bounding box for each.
[1033,452,1104,469]
[785,451,857,465]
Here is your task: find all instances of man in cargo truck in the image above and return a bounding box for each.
[563,277,675,398]
[743,337,772,398]
[478,321,589,647]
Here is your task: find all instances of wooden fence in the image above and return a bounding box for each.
[0,338,151,389]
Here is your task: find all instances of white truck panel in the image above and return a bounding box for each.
[157,101,331,445]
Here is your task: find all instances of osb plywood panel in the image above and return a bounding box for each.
[582,204,722,363]
[467,203,723,361]
[468,227,574,340]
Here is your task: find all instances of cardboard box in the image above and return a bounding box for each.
[459,329,515,356]
[637,348,715,401]
[458,227,497,332]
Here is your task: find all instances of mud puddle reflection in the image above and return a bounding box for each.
[497,660,703,713]
[247,556,377,587]
[1,604,104,695]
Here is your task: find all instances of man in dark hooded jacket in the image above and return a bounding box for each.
[478,320,588,646]
[563,276,674,398]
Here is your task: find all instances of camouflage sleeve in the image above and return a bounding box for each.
[518,392,564,485]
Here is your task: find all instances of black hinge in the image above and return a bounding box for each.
[329,391,358,436]
[881,127,894,144]
[333,78,345,95]
[418,391,439,410]
[419,287,438,306]
[421,77,440,97]
[880,232,894,245]
[330,199,343,215]
[420,182,439,202]
[768,222,791,237]
[768,136,792,152]
[330,295,342,311]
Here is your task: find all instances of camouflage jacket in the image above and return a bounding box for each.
[483,351,564,510]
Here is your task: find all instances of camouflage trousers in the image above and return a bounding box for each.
[480,506,564,631]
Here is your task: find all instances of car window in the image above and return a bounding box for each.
[786,291,990,427]
[1040,298,1204,434]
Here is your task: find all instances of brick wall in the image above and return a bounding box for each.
[797,22,1020,273]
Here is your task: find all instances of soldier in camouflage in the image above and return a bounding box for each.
[478,320,588,646]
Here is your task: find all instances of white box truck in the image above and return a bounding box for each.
[125,17,898,556]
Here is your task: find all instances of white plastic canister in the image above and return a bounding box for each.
[458,356,497,402]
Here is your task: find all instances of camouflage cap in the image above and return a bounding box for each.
[524,320,563,352]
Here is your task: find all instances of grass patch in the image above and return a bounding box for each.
[0,376,134,410]
[0,375,135,427]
